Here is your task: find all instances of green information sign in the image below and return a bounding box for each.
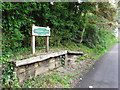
[32,25,50,36]
[34,28,49,35]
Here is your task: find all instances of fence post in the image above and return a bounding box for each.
[46,26,50,53]
[46,36,49,52]
[31,24,35,54]
[65,54,68,66]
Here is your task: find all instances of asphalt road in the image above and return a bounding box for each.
[75,43,119,88]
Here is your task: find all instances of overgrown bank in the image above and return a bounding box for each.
[1,2,118,88]
[1,40,117,88]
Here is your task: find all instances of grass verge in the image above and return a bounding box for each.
[2,40,118,88]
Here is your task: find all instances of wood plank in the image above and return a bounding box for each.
[67,51,83,55]
[15,50,83,67]
[15,50,68,67]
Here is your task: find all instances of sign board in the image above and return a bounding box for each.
[31,24,50,54]
[32,25,50,36]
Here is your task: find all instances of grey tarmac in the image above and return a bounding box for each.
[75,43,119,88]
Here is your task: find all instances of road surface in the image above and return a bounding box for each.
[75,43,119,88]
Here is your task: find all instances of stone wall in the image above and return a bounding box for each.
[12,51,83,82]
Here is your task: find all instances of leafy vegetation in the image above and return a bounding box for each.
[1,41,117,88]
[2,2,117,56]
[1,2,118,88]
[20,73,73,88]
[75,56,85,62]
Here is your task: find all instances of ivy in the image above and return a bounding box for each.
[2,2,117,55]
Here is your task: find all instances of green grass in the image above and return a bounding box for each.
[5,41,94,62]
[5,38,117,62]
[19,73,71,88]
[75,56,85,62]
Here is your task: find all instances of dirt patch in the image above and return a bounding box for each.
[46,53,97,88]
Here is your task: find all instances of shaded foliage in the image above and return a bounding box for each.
[2,2,117,56]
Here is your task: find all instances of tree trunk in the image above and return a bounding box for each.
[80,12,87,43]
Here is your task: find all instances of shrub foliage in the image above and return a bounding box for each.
[2,2,117,56]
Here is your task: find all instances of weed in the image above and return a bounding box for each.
[68,73,78,77]
[75,56,85,62]
[62,84,70,88]
[2,36,117,88]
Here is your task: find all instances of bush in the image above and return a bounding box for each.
[2,2,117,56]
[83,23,116,52]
